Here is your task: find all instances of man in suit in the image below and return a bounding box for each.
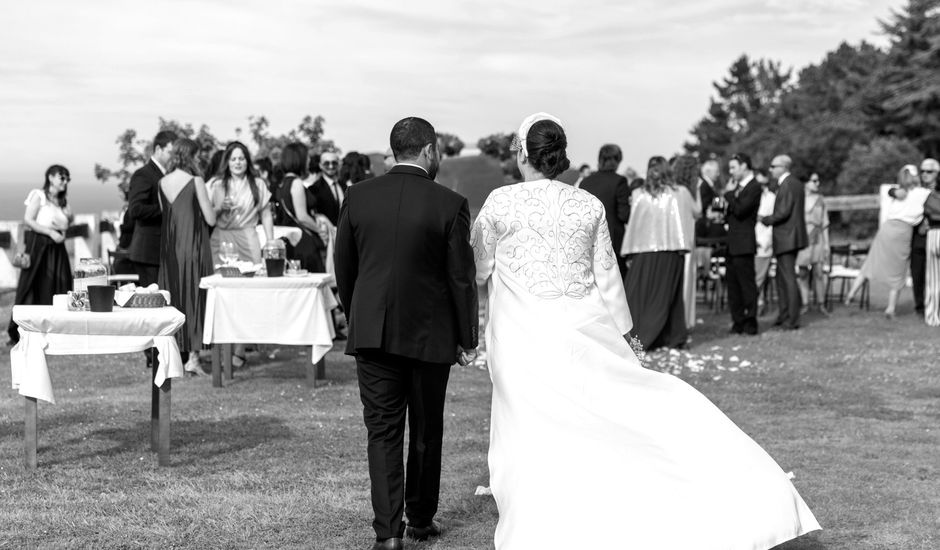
[334,117,478,550]
[127,130,177,286]
[723,153,762,335]
[579,144,631,276]
[761,154,808,329]
[311,150,346,226]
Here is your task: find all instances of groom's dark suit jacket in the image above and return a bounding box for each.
[334,164,478,365]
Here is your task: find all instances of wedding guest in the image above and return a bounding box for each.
[254,156,275,194]
[912,158,940,314]
[340,151,370,187]
[157,139,216,375]
[127,130,177,286]
[761,154,808,330]
[276,142,327,273]
[7,165,73,345]
[573,163,591,187]
[723,153,762,335]
[578,143,631,276]
[621,156,697,350]
[208,141,274,266]
[846,165,929,318]
[311,151,346,226]
[359,152,374,180]
[754,169,776,313]
[693,159,727,283]
[205,149,225,183]
[922,164,940,325]
[797,173,830,315]
[673,155,703,329]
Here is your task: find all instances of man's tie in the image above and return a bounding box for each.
[332,181,344,205]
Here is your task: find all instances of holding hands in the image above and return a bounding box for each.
[456,346,478,366]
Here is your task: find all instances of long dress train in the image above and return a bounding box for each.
[472,180,820,550]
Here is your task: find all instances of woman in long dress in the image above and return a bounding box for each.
[620,156,698,350]
[157,138,216,375]
[797,173,830,315]
[7,165,73,344]
[472,113,820,549]
[845,165,929,317]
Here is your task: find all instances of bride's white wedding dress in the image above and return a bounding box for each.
[471,179,820,549]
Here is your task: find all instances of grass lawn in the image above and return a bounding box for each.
[0,285,938,550]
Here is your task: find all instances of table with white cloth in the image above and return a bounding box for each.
[10,302,186,469]
[200,273,337,387]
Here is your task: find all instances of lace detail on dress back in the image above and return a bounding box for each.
[472,181,610,299]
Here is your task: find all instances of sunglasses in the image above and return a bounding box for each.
[322,160,338,167]
[770,164,784,169]
[921,169,937,174]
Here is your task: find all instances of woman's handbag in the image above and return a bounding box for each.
[12,225,32,269]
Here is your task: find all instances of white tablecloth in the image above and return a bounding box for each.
[258,225,303,247]
[200,273,338,363]
[10,303,186,404]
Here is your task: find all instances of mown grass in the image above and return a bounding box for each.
[0,286,938,549]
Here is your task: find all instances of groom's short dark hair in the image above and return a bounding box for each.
[390,117,436,160]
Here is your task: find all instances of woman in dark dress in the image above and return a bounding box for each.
[276,142,327,273]
[157,138,216,375]
[620,156,698,350]
[7,165,74,344]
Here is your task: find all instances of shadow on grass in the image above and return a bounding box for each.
[36,415,292,467]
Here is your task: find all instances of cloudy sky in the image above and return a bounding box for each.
[0,0,904,205]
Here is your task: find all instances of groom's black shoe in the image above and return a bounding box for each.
[371,537,403,550]
[405,521,442,541]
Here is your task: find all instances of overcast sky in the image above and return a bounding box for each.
[1,0,904,189]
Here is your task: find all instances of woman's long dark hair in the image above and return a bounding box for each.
[644,156,676,197]
[220,141,261,207]
[340,152,368,185]
[43,165,70,207]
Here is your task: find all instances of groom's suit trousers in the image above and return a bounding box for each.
[356,350,451,540]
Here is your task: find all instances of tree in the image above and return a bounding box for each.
[437,132,465,157]
[685,54,791,158]
[247,114,335,162]
[477,132,515,161]
[95,119,221,201]
[836,136,922,195]
[873,0,940,158]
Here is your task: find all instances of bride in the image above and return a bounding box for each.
[471,113,820,549]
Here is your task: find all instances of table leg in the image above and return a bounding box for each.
[211,344,222,388]
[158,379,171,467]
[151,354,159,451]
[306,357,326,388]
[222,343,233,381]
[25,397,37,470]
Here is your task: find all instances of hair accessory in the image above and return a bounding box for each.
[510,112,563,159]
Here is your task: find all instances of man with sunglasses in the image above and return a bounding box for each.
[760,154,808,330]
[911,158,940,315]
[311,151,346,226]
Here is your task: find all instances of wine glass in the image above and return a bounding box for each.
[220,241,237,266]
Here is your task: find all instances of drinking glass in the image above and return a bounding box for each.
[220,241,237,265]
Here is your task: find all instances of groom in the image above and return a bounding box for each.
[334,117,478,550]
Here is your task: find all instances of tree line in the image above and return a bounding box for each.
[685,0,940,197]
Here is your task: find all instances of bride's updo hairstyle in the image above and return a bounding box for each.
[525,120,570,179]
